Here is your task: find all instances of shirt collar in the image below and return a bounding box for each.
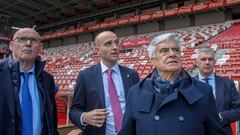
[100,61,120,74]
[198,72,215,81]
[20,64,35,74]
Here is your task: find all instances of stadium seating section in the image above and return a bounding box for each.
[41,21,240,126]
[2,21,240,127]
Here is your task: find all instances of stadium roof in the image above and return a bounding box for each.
[0,0,186,29]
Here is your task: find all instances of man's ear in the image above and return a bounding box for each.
[151,58,156,65]
[195,59,199,67]
[213,59,216,65]
[95,47,100,55]
[9,41,14,51]
[39,43,43,52]
[95,47,99,52]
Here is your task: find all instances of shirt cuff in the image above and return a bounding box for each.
[80,112,88,126]
[219,113,223,122]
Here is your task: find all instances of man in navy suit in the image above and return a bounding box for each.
[119,33,224,135]
[195,47,240,135]
[69,31,139,135]
[0,28,58,135]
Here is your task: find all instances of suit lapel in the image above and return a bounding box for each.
[215,75,222,110]
[119,66,129,98]
[96,64,106,108]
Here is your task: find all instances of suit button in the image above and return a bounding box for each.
[11,119,14,123]
[154,115,160,121]
[178,116,184,122]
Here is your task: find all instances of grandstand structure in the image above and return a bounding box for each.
[1,0,240,134]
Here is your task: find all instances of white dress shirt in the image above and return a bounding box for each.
[80,62,126,135]
[101,62,126,135]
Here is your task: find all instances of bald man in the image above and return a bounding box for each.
[69,31,139,135]
[0,28,59,135]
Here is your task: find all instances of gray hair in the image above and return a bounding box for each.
[196,47,215,59]
[147,33,181,59]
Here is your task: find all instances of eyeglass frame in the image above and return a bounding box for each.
[13,36,41,44]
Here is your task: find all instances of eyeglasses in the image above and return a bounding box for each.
[158,47,180,54]
[103,39,120,48]
[13,36,41,44]
[199,58,214,62]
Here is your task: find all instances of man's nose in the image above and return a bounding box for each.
[111,42,118,49]
[168,48,175,55]
[204,59,210,64]
[25,39,32,46]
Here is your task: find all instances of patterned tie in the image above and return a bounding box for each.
[107,69,123,133]
[21,72,33,135]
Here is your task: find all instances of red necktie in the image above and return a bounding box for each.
[107,69,123,132]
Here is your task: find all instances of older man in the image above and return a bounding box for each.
[69,31,139,135]
[0,28,58,135]
[119,33,224,135]
[195,47,240,135]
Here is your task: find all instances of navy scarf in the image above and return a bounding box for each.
[152,69,187,96]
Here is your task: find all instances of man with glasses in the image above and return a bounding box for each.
[119,33,224,135]
[69,31,139,135]
[0,28,59,135]
[194,47,240,135]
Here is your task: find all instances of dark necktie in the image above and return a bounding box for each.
[202,77,216,99]
[21,72,33,135]
[203,78,210,84]
[107,69,123,133]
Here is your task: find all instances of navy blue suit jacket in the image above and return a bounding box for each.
[0,58,59,135]
[69,63,139,135]
[195,75,240,135]
[119,70,225,135]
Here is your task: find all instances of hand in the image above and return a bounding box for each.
[67,129,82,135]
[83,109,109,127]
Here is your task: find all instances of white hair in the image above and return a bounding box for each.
[147,33,181,59]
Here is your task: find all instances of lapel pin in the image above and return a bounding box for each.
[127,74,130,78]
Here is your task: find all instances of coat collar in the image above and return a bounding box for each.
[33,56,46,77]
[0,56,46,118]
[0,56,46,76]
[136,69,204,112]
[0,58,12,71]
